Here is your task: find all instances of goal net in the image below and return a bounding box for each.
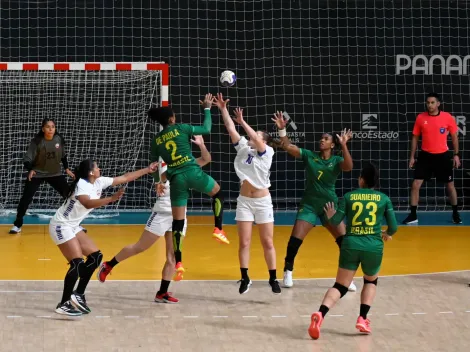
[0,62,168,213]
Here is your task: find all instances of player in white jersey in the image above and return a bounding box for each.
[96,135,212,303]
[50,159,158,316]
[214,93,281,295]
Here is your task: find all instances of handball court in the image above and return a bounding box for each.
[0,212,469,352]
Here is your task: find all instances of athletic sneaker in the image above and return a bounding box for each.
[97,262,113,283]
[402,213,418,225]
[213,227,230,244]
[308,312,323,340]
[348,281,357,292]
[55,301,82,316]
[71,292,91,314]
[155,292,179,304]
[282,270,293,288]
[9,226,21,234]
[269,279,281,295]
[453,212,462,224]
[238,278,252,294]
[356,316,371,334]
[174,262,184,281]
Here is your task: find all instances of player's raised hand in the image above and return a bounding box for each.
[213,93,229,110]
[148,162,159,173]
[323,202,336,219]
[336,128,353,145]
[199,93,215,109]
[271,111,287,130]
[111,188,125,202]
[232,107,244,124]
[191,135,205,146]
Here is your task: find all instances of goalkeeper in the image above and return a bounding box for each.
[148,94,229,273]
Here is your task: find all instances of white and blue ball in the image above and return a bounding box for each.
[220,70,236,87]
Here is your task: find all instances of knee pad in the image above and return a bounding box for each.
[172,219,185,233]
[67,258,84,279]
[85,250,102,269]
[333,282,349,298]
[364,277,378,286]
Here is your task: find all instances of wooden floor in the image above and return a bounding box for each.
[1,220,470,351]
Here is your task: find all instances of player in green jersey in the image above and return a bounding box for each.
[308,163,398,339]
[272,112,354,290]
[148,94,229,279]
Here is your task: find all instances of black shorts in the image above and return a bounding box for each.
[414,151,453,183]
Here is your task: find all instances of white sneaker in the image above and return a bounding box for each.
[283,270,293,288]
[348,281,357,292]
[9,226,21,234]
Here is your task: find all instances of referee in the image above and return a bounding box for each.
[402,93,462,225]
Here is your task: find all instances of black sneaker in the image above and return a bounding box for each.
[55,300,82,316]
[402,213,418,225]
[238,278,252,294]
[269,280,281,295]
[453,212,462,224]
[71,292,91,314]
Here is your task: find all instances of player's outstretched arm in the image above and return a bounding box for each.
[192,135,212,167]
[272,111,301,159]
[111,162,158,186]
[78,188,125,209]
[233,108,265,153]
[213,93,241,144]
[189,93,215,136]
[336,128,353,171]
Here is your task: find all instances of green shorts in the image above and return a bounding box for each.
[169,167,216,207]
[295,202,333,226]
[339,248,383,276]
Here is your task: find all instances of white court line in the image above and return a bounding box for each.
[439,311,454,314]
[412,313,426,315]
[183,316,199,318]
[242,316,258,318]
[124,316,140,319]
[155,315,169,318]
[36,315,51,318]
[271,315,287,318]
[7,316,22,318]
[95,316,110,318]
[385,313,399,316]
[329,315,344,317]
[465,311,470,313]
[300,315,311,318]
[213,316,228,318]
[0,290,63,293]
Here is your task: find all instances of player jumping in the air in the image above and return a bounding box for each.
[308,163,398,339]
[147,94,228,280]
[97,136,213,300]
[272,112,356,291]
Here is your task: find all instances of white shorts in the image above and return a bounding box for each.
[49,224,85,245]
[144,212,187,237]
[235,195,274,224]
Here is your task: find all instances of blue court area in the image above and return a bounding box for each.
[0,210,468,226]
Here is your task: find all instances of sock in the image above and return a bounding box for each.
[240,268,249,280]
[269,269,277,281]
[319,304,330,318]
[284,236,303,271]
[61,258,83,304]
[172,219,185,264]
[410,205,417,216]
[76,250,102,295]
[108,256,119,268]
[211,191,224,230]
[360,304,371,319]
[335,235,344,249]
[452,205,458,214]
[158,280,171,295]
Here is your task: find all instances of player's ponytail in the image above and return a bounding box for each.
[64,159,95,203]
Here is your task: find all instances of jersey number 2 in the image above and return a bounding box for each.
[165,140,182,161]
[352,202,378,226]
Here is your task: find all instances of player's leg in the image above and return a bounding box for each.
[237,220,254,294]
[71,230,103,313]
[437,153,461,224]
[355,250,382,334]
[403,153,429,224]
[253,195,280,294]
[283,204,317,288]
[46,175,70,199]
[155,230,180,303]
[10,177,42,234]
[308,248,359,340]
[49,224,84,316]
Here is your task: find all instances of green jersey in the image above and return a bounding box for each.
[330,188,398,251]
[299,148,344,205]
[151,109,212,180]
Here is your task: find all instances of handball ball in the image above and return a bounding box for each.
[220,70,236,87]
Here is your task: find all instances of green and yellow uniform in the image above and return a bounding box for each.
[296,148,344,225]
[151,108,216,207]
[329,188,398,276]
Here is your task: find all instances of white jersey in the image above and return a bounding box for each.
[152,180,172,213]
[234,136,274,190]
[50,177,114,227]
